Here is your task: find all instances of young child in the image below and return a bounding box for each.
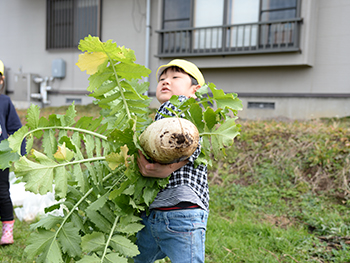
[0,60,26,245]
[135,59,209,263]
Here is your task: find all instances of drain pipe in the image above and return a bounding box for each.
[144,0,151,96]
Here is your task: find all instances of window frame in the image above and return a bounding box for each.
[157,0,302,58]
[46,0,102,50]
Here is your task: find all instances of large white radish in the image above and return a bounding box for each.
[139,117,199,164]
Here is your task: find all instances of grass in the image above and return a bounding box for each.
[2,105,350,262]
[205,118,350,262]
[0,219,33,263]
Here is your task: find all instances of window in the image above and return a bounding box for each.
[46,0,101,49]
[193,0,225,49]
[162,0,191,53]
[259,0,298,47]
[157,0,301,57]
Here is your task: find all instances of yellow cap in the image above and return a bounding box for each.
[0,60,4,75]
[156,59,205,86]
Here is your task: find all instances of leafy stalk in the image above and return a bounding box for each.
[0,36,242,262]
[103,45,131,120]
[101,215,120,261]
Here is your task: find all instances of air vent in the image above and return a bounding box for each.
[66,98,82,104]
[247,102,275,109]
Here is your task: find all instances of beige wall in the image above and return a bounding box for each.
[0,0,349,119]
[238,97,350,120]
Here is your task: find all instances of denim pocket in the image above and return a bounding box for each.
[165,209,208,234]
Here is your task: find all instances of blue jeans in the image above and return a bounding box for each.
[134,208,208,263]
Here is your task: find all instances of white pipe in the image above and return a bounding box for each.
[144,0,151,95]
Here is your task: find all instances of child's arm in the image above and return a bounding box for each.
[137,150,188,178]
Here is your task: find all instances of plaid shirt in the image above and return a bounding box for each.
[149,96,209,211]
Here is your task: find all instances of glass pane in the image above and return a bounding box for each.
[164,0,191,20]
[262,0,297,10]
[228,0,259,24]
[164,20,190,30]
[261,9,296,21]
[53,0,74,48]
[227,0,259,48]
[48,0,99,49]
[193,0,224,49]
[194,0,224,27]
[162,32,190,53]
[74,0,98,46]
[161,0,191,53]
[259,22,295,46]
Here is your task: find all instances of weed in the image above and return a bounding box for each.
[10,107,350,262]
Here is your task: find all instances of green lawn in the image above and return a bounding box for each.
[3,106,349,262]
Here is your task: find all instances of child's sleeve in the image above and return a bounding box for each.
[5,99,26,155]
[5,99,22,135]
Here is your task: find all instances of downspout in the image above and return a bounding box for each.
[144,0,151,96]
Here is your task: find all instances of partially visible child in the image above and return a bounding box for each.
[0,60,26,245]
[135,59,209,263]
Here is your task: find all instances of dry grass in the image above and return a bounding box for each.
[209,118,350,201]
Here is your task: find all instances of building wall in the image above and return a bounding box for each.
[0,0,349,119]
[0,0,93,107]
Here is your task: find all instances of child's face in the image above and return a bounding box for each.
[156,68,199,104]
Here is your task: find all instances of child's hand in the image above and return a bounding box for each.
[137,150,188,178]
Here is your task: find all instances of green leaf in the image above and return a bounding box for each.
[14,152,56,195]
[114,63,151,81]
[92,80,117,96]
[78,35,117,55]
[88,193,108,211]
[9,36,243,263]
[210,118,240,157]
[30,215,63,230]
[36,238,63,263]
[109,179,133,200]
[0,140,20,169]
[64,103,77,126]
[115,222,144,235]
[25,134,34,153]
[84,134,95,158]
[54,166,68,198]
[104,253,128,263]
[8,126,28,155]
[106,152,125,170]
[108,127,135,153]
[43,129,58,159]
[87,69,114,92]
[143,186,159,206]
[58,222,82,257]
[110,234,140,257]
[25,229,62,262]
[26,104,41,130]
[75,116,94,129]
[73,163,86,191]
[195,84,209,97]
[204,107,217,131]
[76,254,100,263]
[189,103,205,132]
[81,232,105,253]
[86,209,112,232]
[210,85,243,111]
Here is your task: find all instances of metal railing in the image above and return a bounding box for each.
[156,18,303,57]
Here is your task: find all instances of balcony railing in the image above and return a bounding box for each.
[156,18,303,58]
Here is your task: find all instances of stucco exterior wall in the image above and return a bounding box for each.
[1,0,93,108]
[0,0,349,119]
[238,97,350,120]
